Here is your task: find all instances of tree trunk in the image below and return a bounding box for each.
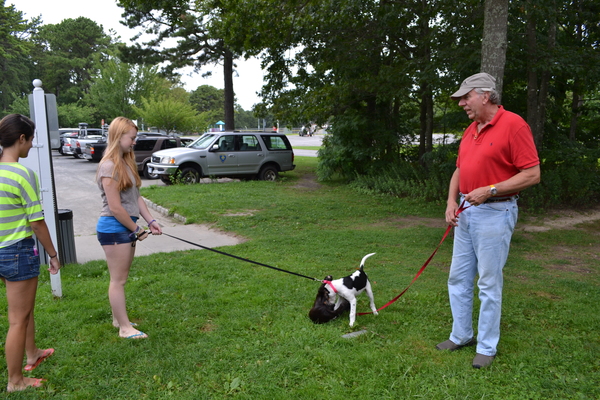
[525,2,556,150]
[570,79,582,141]
[419,83,433,157]
[526,17,540,147]
[223,49,235,130]
[535,17,555,150]
[418,0,433,158]
[569,22,584,141]
[480,0,509,102]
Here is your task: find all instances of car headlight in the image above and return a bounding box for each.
[161,156,176,164]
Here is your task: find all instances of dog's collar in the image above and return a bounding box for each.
[322,280,338,293]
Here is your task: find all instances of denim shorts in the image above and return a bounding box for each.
[97,231,135,246]
[0,238,40,282]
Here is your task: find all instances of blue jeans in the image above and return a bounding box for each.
[447,198,518,356]
[0,238,40,282]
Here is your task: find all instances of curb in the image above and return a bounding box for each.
[142,197,187,224]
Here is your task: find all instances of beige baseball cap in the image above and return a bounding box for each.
[450,72,496,100]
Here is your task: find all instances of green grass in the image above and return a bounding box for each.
[2,157,599,398]
[291,146,321,151]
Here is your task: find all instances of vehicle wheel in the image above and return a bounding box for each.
[258,165,278,181]
[143,162,159,179]
[177,167,201,184]
[160,175,173,185]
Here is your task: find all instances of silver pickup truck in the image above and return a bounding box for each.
[147,131,295,184]
[61,123,106,158]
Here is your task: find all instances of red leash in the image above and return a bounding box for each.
[358,201,471,316]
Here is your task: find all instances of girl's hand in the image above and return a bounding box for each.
[48,257,61,274]
[148,220,162,235]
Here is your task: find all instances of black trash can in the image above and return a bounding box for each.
[57,209,77,264]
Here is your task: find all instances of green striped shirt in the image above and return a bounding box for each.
[0,163,44,248]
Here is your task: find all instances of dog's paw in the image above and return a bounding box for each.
[373,311,379,316]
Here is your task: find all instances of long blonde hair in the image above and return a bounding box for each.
[98,117,141,191]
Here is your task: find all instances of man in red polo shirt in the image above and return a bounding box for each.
[435,73,540,368]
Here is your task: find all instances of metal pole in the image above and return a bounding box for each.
[24,79,63,297]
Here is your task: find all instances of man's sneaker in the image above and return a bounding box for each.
[472,353,495,368]
[435,337,476,351]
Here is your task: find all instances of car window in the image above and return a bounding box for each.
[239,135,261,151]
[216,135,236,151]
[135,139,157,151]
[189,134,217,149]
[162,139,178,149]
[260,135,291,151]
[181,138,193,147]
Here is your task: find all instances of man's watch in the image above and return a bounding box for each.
[489,185,497,196]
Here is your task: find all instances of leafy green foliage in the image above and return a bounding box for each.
[56,103,95,128]
[134,95,200,134]
[523,141,600,210]
[346,139,600,211]
[84,59,170,122]
[348,142,458,203]
[118,0,239,129]
[0,3,39,113]
[33,17,112,104]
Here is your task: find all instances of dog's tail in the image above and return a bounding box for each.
[359,253,376,270]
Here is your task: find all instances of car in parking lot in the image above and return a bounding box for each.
[147,131,295,183]
[62,126,105,158]
[84,133,194,179]
[58,130,79,155]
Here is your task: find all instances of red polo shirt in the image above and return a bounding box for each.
[456,106,539,195]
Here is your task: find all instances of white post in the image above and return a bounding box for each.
[20,79,63,297]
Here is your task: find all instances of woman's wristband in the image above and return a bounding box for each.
[148,219,156,226]
[49,254,58,259]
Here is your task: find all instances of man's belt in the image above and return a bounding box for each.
[484,196,516,203]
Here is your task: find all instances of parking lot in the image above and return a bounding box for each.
[51,133,322,262]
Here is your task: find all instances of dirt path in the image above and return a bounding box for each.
[517,206,600,232]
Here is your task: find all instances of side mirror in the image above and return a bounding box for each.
[209,143,219,152]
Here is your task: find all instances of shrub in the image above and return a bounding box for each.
[347,140,600,211]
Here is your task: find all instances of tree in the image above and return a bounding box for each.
[225,0,484,176]
[56,103,95,128]
[117,0,238,130]
[235,107,257,130]
[0,2,39,113]
[32,17,112,104]
[503,0,600,148]
[85,58,170,121]
[480,0,509,102]
[190,85,224,113]
[133,95,199,134]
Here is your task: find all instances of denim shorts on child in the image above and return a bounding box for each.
[97,231,135,246]
[96,216,137,245]
[0,237,41,282]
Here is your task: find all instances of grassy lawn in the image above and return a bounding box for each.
[3,157,599,398]
[291,146,321,151]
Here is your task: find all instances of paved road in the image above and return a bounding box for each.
[287,133,323,149]
[52,153,240,263]
[51,134,322,263]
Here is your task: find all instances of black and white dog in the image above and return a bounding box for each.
[308,253,378,326]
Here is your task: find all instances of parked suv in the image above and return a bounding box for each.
[147,132,295,184]
[84,134,193,179]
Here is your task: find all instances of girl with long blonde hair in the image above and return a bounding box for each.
[96,117,162,339]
